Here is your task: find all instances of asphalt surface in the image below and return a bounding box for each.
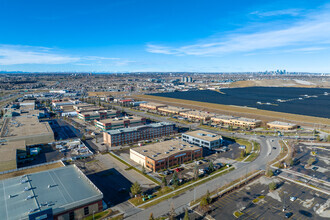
[110,106,283,219]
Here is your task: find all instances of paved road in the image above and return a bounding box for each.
[123,138,281,219]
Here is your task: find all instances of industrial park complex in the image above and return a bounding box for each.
[0,72,328,220]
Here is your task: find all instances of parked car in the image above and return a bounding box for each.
[174,168,183,172]
[274,169,281,175]
[285,212,293,218]
[290,196,297,202]
[195,161,202,165]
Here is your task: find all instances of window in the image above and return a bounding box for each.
[84,207,89,215]
[69,212,75,220]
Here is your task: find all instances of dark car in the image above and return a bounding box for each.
[285,212,293,218]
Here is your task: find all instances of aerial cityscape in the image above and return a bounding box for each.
[0,1,329,220]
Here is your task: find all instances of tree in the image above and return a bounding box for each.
[130,181,142,197]
[205,190,212,204]
[269,182,277,191]
[208,161,215,173]
[193,164,199,180]
[81,135,86,141]
[169,202,176,220]
[266,164,273,177]
[240,149,246,158]
[307,157,316,166]
[149,213,155,220]
[142,165,146,174]
[183,208,190,220]
[172,171,179,187]
[327,135,330,142]
[162,176,167,187]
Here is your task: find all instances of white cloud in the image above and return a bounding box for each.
[0,45,121,65]
[250,9,302,17]
[0,45,80,65]
[146,7,330,56]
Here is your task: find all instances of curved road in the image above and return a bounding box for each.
[120,122,282,219]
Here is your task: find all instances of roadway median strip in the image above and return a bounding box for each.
[137,166,235,209]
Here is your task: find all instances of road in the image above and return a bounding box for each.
[123,137,281,219]
[106,106,283,219]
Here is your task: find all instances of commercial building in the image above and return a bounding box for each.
[211,115,262,128]
[267,121,298,130]
[0,165,103,220]
[0,116,54,146]
[157,106,190,115]
[19,100,36,110]
[0,140,26,172]
[103,122,175,147]
[52,99,79,107]
[130,139,203,172]
[77,110,120,121]
[139,102,167,110]
[95,116,146,131]
[179,110,215,121]
[182,130,223,149]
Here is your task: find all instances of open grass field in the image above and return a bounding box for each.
[0,161,64,180]
[135,95,330,127]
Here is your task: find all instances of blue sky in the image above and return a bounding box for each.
[1,0,330,73]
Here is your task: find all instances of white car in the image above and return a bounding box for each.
[290,196,297,201]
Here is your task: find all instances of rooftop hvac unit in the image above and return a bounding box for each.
[165,152,169,154]
[142,150,147,152]
[152,154,157,157]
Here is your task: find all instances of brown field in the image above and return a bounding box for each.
[228,79,330,88]
[134,95,330,128]
[0,161,64,180]
[88,91,128,96]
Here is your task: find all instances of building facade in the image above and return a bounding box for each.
[103,122,175,147]
[95,116,146,131]
[211,115,261,128]
[267,121,298,130]
[130,139,203,172]
[182,130,223,149]
[77,110,120,121]
[139,102,167,110]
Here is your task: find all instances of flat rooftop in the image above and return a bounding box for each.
[181,110,215,117]
[158,106,190,112]
[267,121,297,126]
[98,116,144,124]
[0,165,103,220]
[107,122,173,135]
[183,130,222,141]
[141,102,167,107]
[132,139,201,160]
[0,116,53,139]
[0,140,26,172]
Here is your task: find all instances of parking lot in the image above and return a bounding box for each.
[48,119,80,140]
[208,176,329,219]
[291,143,330,181]
[74,153,157,207]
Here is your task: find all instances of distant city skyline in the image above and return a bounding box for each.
[1,0,330,73]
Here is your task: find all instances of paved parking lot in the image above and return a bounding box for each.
[208,176,329,219]
[75,154,157,206]
[292,143,330,181]
[48,119,79,140]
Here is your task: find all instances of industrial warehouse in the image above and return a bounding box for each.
[0,165,103,220]
[130,139,203,172]
[0,116,54,146]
